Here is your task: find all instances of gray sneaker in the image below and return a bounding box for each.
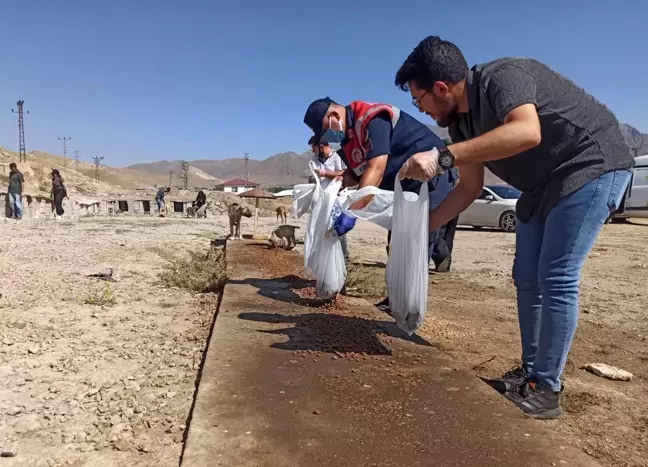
[504,380,563,420]
[487,366,529,394]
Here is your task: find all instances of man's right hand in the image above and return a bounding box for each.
[334,212,356,236]
[399,148,441,181]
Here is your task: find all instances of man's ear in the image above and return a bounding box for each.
[432,81,449,97]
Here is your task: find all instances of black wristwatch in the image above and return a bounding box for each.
[438,147,455,170]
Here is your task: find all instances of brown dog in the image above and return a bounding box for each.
[228,203,252,240]
[268,224,300,249]
[276,206,287,224]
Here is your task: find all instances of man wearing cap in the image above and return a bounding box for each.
[303,97,458,308]
[308,135,346,189]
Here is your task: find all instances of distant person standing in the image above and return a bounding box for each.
[8,162,24,220]
[50,169,67,219]
[156,186,171,215]
[194,190,208,217]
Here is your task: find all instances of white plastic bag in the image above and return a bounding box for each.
[291,183,317,219]
[341,186,394,230]
[385,179,429,335]
[304,167,347,299]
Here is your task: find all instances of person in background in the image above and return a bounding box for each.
[8,162,24,220]
[309,135,346,188]
[194,190,208,217]
[155,186,170,214]
[308,135,350,261]
[395,36,634,419]
[50,169,67,219]
[303,97,458,311]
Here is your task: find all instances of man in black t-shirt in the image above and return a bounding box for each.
[395,35,634,420]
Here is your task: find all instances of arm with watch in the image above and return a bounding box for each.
[399,104,541,231]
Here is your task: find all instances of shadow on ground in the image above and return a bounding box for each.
[232,273,432,353]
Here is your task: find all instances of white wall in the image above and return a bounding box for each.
[222,186,256,194]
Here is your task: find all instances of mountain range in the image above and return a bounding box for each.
[127,124,647,187]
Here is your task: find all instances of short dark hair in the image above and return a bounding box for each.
[9,162,17,169]
[308,135,316,146]
[395,36,468,91]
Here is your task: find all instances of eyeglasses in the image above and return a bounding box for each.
[412,91,428,110]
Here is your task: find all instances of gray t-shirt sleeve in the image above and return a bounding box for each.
[485,64,538,122]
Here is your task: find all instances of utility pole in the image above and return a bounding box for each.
[168,170,175,187]
[179,161,189,190]
[92,155,104,182]
[11,100,30,163]
[243,153,250,187]
[74,150,80,172]
[58,137,71,174]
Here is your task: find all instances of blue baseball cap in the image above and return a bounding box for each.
[303,97,336,143]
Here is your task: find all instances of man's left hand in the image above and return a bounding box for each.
[398,148,441,182]
[314,168,326,177]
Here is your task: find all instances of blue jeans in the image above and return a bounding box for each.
[156,199,164,211]
[513,170,631,391]
[9,193,23,218]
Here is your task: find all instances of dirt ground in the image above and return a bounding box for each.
[343,218,648,467]
[0,216,231,467]
[1,212,646,466]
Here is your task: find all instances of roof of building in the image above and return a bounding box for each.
[215,178,260,187]
[238,188,276,199]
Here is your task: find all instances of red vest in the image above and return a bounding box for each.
[342,101,401,178]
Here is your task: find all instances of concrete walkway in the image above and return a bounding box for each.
[181,241,597,467]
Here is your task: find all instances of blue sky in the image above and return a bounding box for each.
[0,0,645,166]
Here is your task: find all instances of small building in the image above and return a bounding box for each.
[213,178,259,194]
[273,189,294,198]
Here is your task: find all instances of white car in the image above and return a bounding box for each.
[611,155,648,222]
[458,185,520,232]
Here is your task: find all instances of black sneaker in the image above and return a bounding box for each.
[375,297,391,316]
[435,257,452,273]
[505,380,563,420]
[487,366,528,394]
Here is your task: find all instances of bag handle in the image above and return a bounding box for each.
[394,178,429,206]
[341,185,389,211]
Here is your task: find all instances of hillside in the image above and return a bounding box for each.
[620,124,648,157]
[29,151,219,190]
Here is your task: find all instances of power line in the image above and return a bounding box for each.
[11,100,30,163]
[92,155,104,182]
[179,161,189,190]
[58,137,71,174]
[243,153,250,186]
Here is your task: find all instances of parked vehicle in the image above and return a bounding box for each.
[611,155,648,221]
[458,185,520,232]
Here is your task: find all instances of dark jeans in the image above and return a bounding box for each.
[430,215,459,268]
[53,190,65,216]
[387,169,457,267]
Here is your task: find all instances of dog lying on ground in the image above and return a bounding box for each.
[268,224,300,249]
[276,206,287,224]
[228,203,252,240]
